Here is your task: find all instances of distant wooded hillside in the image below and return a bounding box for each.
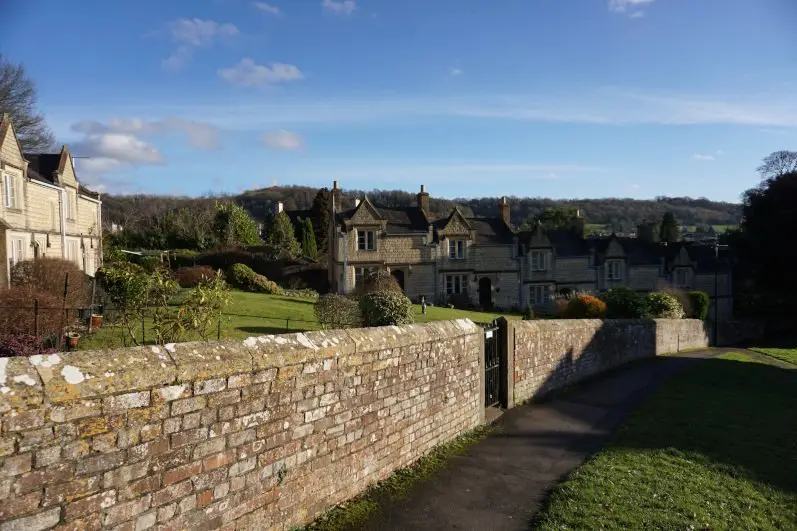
[102,185,741,235]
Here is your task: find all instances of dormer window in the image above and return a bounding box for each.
[357,230,376,251]
[607,260,623,281]
[530,250,548,271]
[449,239,466,259]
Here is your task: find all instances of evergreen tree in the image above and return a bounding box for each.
[263,211,301,259]
[659,212,680,243]
[301,217,318,260]
[212,202,261,247]
[311,188,331,251]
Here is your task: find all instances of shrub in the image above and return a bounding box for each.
[138,256,163,273]
[359,292,415,327]
[0,334,57,357]
[314,294,363,329]
[176,266,216,288]
[688,290,710,320]
[565,295,607,319]
[522,305,534,320]
[10,258,90,309]
[182,270,232,341]
[661,289,692,319]
[227,263,258,288]
[354,269,403,297]
[251,275,282,295]
[601,287,650,319]
[647,291,685,319]
[552,297,569,318]
[97,262,153,345]
[0,287,65,339]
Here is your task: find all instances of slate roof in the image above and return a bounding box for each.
[24,153,61,184]
[466,217,515,244]
[377,206,429,233]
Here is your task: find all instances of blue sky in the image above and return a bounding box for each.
[4,0,797,201]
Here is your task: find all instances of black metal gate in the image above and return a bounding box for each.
[483,324,501,407]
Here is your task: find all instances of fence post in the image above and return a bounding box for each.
[34,299,39,337]
[285,319,290,333]
[217,318,221,341]
[142,316,145,344]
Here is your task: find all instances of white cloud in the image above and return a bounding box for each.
[71,118,220,149]
[161,18,239,70]
[253,2,281,15]
[322,0,356,15]
[218,58,304,87]
[449,68,464,77]
[261,130,304,150]
[609,0,654,16]
[692,153,715,161]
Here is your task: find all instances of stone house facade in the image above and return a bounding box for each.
[325,181,732,318]
[0,114,102,287]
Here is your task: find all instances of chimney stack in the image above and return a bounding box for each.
[332,180,342,213]
[275,201,284,215]
[569,207,585,238]
[417,184,430,215]
[499,197,510,226]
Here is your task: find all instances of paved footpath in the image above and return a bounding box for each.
[361,349,728,531]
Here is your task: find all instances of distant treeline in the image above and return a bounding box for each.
[102,185,741,237]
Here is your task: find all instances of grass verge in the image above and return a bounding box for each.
[534,352,797,530]
[748,347,797,365]
[300,425,493,531]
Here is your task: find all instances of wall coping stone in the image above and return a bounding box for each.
[0,319,480,411]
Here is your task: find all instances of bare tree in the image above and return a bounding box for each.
[757,150,797,180]
[0,55,55,152]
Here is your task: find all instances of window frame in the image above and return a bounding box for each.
[606,260,623,281]
[64,190,76,221]
[3,174,18,209]
[357,230,376,251]
[529,284,548,306]
[448,239,466,260]
[445,274,468,295]
[530,250,548,272]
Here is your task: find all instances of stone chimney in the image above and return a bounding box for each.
[499,197,510,226]
[275,201,284,215]
[332,180,342,213]
[417,184,430,215]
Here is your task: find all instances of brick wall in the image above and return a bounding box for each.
[0,320,483,531]
[508,319,709,405]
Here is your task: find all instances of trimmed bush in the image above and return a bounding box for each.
[359,292,415,327]
[251,275,282,295]
[647,291,685,319]
[601,287,650,319]
[227,263,258,288]
[688,290,710,320]
[565,294,607,319]
[522,305,534,320]
[10,257,90,309]
[314,294,363,329]
[354,269,403,297]
[176,266,216,288]
[0,287,65,339]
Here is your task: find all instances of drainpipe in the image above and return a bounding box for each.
[97,194,103,267]
[432,244,439,304]
[59,189,67,259]
[342,230,349,295]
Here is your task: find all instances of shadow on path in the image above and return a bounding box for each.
[358,349,728,531]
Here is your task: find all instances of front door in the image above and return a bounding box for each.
[391,269,405,292]
[479,277,492,309]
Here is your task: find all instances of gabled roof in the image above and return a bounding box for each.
[0,113,26,165]
[466,217,516,244]
[335,200,429,233]
[24,153,61,184]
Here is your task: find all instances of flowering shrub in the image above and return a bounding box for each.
[646,292,685,319]
[0,334,57,357]
[565,294,608,319]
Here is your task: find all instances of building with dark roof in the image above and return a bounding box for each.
[0,114,103,287]
[324,181,732,318]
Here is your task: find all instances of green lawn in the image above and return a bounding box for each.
[748,347,797,365]
[534,352,797,530]
[80,291,517,350]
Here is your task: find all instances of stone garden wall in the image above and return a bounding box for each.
[0,320,483,531]
[508,319,709,405]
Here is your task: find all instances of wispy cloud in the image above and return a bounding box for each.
[252,2,281,15]
[692,153,715,161]
[261,130,304,150]
[322,0,356,15]
[161,18,239,71]
[608,0,654,17]
[218,59,304,87]
[449,67,464,77]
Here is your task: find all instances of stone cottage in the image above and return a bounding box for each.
[323,181,732,318]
